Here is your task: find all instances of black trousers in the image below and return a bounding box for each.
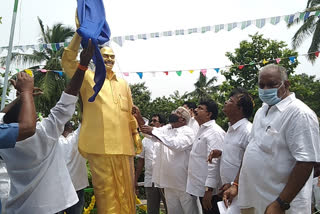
[199,195,222,214]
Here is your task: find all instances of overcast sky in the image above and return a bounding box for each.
[1,0,319,99]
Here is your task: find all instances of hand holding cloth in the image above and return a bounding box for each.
[77,0,111,102]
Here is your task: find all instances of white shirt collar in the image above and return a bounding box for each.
[275,93,296,112]
[201,119,216,127]
[229,118,249,131]
[261,93,296,112]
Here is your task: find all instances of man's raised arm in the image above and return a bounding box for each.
[64,39,94,96]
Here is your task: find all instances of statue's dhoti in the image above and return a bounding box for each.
[85,153,135,214]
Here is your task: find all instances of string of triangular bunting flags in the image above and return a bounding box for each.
[1,50,319,79]
[0,10,319,53]
[111,10,320,46]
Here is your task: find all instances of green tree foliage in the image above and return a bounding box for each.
[33,71,69,116]
[220,33,299,118]
[224,33,298,91]
[188,72,219,102]
[290,73,320,117]
[0,70,13,104]
[1,18,74,116]
[288,0,320,63]
[130,82,151,118]
[130,83,184,122]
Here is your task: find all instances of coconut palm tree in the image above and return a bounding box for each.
[288,0,320,63]
[188,72,219,102]
[1,17,75,116]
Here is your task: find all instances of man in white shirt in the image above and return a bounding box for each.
[224,64,320,214]
[183,101,200,135]
[141,107,197,214]
[0,40,94,213]
[186,100,226,214]
[135,114,167,214]
[57,123,89,214]
[312,164,320,213]
[208,88,254,212]
[0,159,10,213]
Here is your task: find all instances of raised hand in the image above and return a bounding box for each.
[79,39,94,67]
[15,72,34,94]
[140,125,153,135]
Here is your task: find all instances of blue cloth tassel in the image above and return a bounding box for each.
[77,0,111,102]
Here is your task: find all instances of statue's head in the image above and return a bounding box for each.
[100,46,115,71]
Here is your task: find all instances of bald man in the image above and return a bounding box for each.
[223,64,320,214]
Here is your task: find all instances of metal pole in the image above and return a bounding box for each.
[1,0,19,110]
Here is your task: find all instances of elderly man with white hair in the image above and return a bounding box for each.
[223,64,320,214]
[140,106,198,214]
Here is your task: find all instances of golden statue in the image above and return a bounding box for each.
[62,30,142,213]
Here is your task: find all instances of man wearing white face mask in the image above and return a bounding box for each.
[223,64,320,214]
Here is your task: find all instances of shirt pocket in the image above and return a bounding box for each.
[255,127,279,154]
[119,95,129,112]
[194,139,207,156]
[223,143,244,167]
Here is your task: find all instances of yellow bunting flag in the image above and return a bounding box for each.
[24,69,34,77]
[189,70,194,74]
[263,59,269,64]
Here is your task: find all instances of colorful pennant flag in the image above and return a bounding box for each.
[200,69,207,76]
[4,49,319,80]
[24,69,33,77]
[1,11,319,54]
[137,72,143,79]
[263,59,269,64]
[289,56,296,63]
[54,71,63,76]
[238,65,245,70]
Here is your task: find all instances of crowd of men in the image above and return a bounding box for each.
[0,33,319,214]
[134,64,320,214]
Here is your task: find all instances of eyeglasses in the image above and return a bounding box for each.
[102,54,115,60]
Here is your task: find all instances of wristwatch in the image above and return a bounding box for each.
[205,187,213,192]
[276,197,290,210]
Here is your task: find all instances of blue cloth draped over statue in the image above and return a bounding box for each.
[77,0,111,102]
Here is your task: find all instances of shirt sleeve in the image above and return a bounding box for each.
[152,126,195,152]
[136,139,146,158]
[286,111,320,162]
[0,123,19,149]
[239,123,252,150]
[205,131,225,189]
[38,92,78,141]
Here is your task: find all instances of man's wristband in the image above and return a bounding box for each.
[231,182,238,187]
[78,64,88,71]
